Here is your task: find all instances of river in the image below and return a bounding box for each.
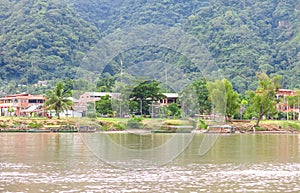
[1,133,300,192]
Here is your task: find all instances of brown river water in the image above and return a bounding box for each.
[0,133,300,192]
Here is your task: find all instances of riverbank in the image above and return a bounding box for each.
[0,117,300,134]
[0,117,98,132]
[229,120,300,134]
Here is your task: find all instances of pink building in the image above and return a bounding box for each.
[0,93,45,116]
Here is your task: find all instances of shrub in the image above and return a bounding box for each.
[28,122,43,129]
[114,123,125,130]
[0,123,8,128]
[127,117,143,129]
[199,119,207,129]
[87,112,97,118]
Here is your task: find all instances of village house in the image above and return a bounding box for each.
[160,93,179,105]
[0,93,45,116]
[276,89,300,120]
[75,92,120,112]
[75,92,179,114]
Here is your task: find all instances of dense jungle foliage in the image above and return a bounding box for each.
[0,0,299,95]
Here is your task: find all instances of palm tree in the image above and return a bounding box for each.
[45,82,73,119]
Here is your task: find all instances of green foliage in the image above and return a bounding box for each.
[114,123,126,131]
[7,108,15,116]
[86,112,97,118]
[192,79,212,114]
[254,126,266,131]
[223,79,240,119]
[208,78,240,119]
[45,82,73,119]
[96,73,116,92]
[185,0,299,92]
[28,122,43,129]
[282,121,300,131]
[0,0,299,95]
[248,73,281,126]
[0,0,101,89]
[167,103,181,118]
[199,119,207,129]
[95,95,113,115]
[129,80,165,115]
[126,117,143,129]
[0,123,8,128]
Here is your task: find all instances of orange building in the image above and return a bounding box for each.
[0,93,45,116]
[276,89,296,98]
[275,89,300,120]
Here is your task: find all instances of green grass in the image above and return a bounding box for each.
[281,121,300,130]
[254,126,266,131]
[258,120,300,131]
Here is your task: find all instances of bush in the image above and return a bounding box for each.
[127,117,143,129]
[114,123,125,130]
[199,119,207,129]
[87,112,97,118]
[28,122,43,129]
[0,123,8,128]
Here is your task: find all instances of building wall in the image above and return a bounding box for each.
[0,94,45,116]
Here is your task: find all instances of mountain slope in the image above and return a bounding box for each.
[184,0,300,91]
[0,0,299,94]
[0,0,101,84]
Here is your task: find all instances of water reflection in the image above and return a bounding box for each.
[0,133,299,192]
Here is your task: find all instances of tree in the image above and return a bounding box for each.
[96,95,113,115]
[223,79,240,121]
[167,103,181,118]
[208,78,240,122]
[239,99,248,119]
[45,82,73,119]
[192,78,212,114]
[63,78,74,94]
[8,107,14,116]
[129,80,165,115]
[248,73,281,126]
[96,73,115,92]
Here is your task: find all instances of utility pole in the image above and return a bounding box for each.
[140,98,142,116]
[119,58,123,118]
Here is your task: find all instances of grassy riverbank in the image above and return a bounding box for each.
[0,116,300,133]
[230,120,300,133]
[0,117,97,131]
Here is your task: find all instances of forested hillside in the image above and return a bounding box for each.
[0,0,101,84]
[0,0,299,94]
[185,0,300,91]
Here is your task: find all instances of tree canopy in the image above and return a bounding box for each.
[208,78,240,121]
[0,0,299,96]
[44,82,73,119]
[129,80,165,115]
[248,73,281,126]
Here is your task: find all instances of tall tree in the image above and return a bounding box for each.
[129,80,165,115]
[208,78,240,121]
[45,82,73,119]
[248,73,281,126]
[223,79,240,121]
[96,95,113,115]
[96,73,116,92]
[192,78,212,114]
